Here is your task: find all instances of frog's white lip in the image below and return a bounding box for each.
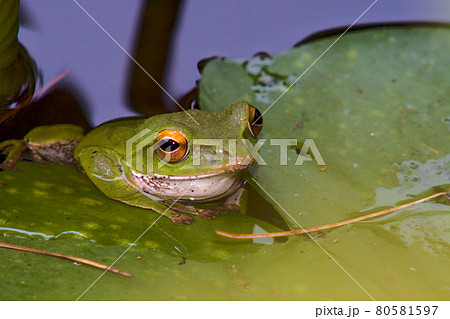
[127,164,249,202]
[138,163,250,180]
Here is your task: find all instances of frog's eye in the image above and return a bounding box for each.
[155,130,189,163]
[248,105,263,137]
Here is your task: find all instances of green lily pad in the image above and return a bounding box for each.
[199,24,450,230]
[195,24,450,299]
[1,163,448,301]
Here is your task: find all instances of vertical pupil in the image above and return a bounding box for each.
[160,139,179,152]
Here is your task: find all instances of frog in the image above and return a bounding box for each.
[0,101,264,224]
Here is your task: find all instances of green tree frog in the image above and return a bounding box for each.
[0,102,263,224]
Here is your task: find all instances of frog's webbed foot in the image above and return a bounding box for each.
[29,151,51,167]
[195,206,235,219]
[165,203,233,220]
[169,213,194,225]
[0,139,27,170]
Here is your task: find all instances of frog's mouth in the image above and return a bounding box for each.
[127,164,249,203]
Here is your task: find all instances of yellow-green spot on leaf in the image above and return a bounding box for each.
[83,222,100,230]
[108,224,121,230]
[212,249,230,260]
[44,221,55,227]
[347,49,358,59]
[116,217,128,223]
[372,32,383,40]
[307,130,319,139]
[294,60,304,68]
[294,97,304,105]
[59,186,74,194]
[283,106,294,114]
[80,186,92,192]
[33,181,53,189]
[293,285,308,294]
[143,240,160,250]
[79,197,103,206]
[118,239,131,245]
[5,188,19,195]
[2,175,14,180]
[32,189,49,197]
[371,109,385,118]
[301,52,313,61]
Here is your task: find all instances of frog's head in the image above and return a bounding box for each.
[125,101,263,202]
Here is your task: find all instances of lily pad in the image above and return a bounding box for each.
[199,24,450,230]
[196,24,450,299]
[0,162,450,300]
[2,161,448,300]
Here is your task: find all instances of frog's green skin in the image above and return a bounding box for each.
[0,102,260,224]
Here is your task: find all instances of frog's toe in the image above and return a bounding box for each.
[30,152,52,167]
[0,159,17,170]
[0,140,27,170]
[195,206,233,219]
[170,214,194,225]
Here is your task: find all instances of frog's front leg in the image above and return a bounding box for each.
[0,124,85,170]
[164,187,247,220]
